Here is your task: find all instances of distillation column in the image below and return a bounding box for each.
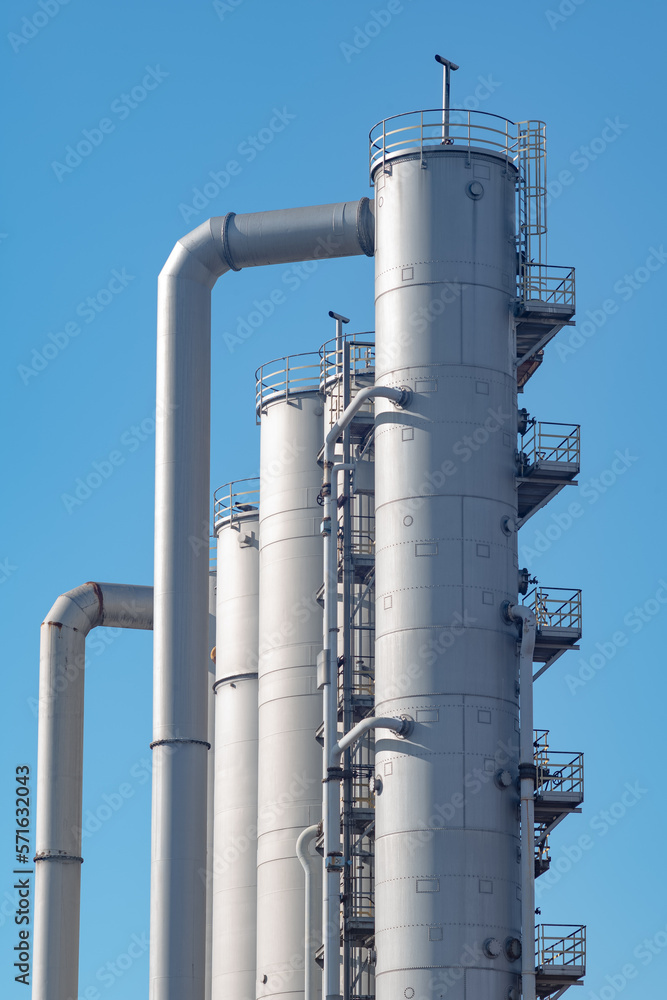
[256,359,324,1000]
[212,485,260,1000]
[372,136,522,998]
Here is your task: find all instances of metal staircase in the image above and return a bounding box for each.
[532,731,584,879]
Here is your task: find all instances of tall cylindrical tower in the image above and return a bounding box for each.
[371,120,522,999]
[255,355,324,1000]
[211,481,260,1000]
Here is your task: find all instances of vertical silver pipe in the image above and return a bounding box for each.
[152,228,220,1000]
[153,202,372,999]
[33,583,153,1000]
[256,381,324,1000]
[212,499,259,1000]
[512,606,537,1000]
[321,394,404,1000]
[296,825,320,1000]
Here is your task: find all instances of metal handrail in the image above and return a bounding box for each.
[536,924,586,970]
[521,421,580,467]
[213,478,260,528]
[519,262,576,307]
[319,332,375,391]
[369,108,527,180]
[528,587,582,631]
[534,744,584,797]
[255,351,321,420]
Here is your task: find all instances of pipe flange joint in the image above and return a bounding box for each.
[149,737,211,750]
[518,762,537,785]
[393,386,412,409]
[505,936,522,961]
[356,196,374,257]
[501,600,515,625]
[325,766,344,782]
[34,852,83,864]
[396,714,414,739]
[221,212,242,272]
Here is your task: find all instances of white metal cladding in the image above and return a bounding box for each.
[206,570,217,1000]
[256,387,324,1000]
[372,148,522,999]
[212,513,259,1000]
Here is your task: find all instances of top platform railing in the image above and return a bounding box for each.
[255,352,321,422]
[369,108,543,180]
[213,477,260,528]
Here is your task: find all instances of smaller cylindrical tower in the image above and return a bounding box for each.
[211,481,260,1000]
[255,355,324,1000]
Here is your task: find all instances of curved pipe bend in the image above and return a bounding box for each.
[34,582,152,1000]
[153,196,374,1000]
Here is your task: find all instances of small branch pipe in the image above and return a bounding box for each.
[508,605,537,1000]
[320,385,409,1000]
[331,715,412,763]
[296,825,320,1000]
[33,583,153,1000]
[154,199,373,999]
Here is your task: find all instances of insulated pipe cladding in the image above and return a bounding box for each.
[255,366,324,1000]
[33,583,153,1000]
[212,489,259,1000]
[372,145,522,998]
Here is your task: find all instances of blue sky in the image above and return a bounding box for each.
[2,0,666,997]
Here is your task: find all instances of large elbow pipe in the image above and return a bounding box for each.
[33,583,153,1000]
[152,198,373,1000]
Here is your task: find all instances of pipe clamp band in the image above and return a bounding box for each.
[150,737,211,750]
[34,853,83,864]
[356,197,374,257]
[220,213,241,271]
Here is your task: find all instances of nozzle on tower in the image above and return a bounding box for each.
[434,53,459,142]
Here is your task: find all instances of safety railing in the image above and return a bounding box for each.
[255,352,321,421]
[347,511,375,558]
[213,478,260,528]
[536,924,586,971]
[519,263,576,308]
[534,731,584,797]
[369,108,527,179]
[528,587,582,632]
[521,421,580,467]
[320,332,375,388]
[535,832,551,873]
[321,333,376,427]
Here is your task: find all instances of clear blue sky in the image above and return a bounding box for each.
[2,1,666,997]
